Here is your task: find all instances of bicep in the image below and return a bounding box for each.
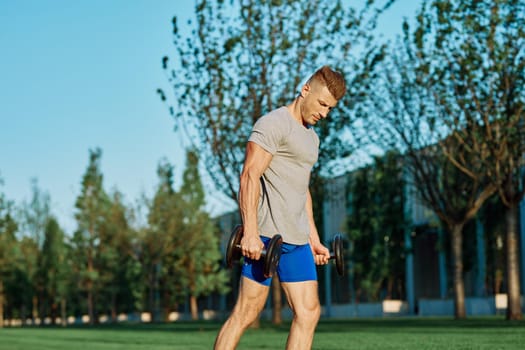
[241,141,273,178]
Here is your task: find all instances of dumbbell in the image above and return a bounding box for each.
[329,234,345,276]
[225,225,283,278]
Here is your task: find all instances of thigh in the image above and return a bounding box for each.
[241,237,272,286]
[281,280,320,312]
[277,243,317,283]
[233,276,270,314]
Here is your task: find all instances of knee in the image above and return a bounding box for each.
[293,300,321,325]
[229,305,261,328]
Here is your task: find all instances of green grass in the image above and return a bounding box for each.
[1,317,524,350]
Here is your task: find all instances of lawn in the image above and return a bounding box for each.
[1,317,524,350]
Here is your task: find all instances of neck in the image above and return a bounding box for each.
[286,96,306,127]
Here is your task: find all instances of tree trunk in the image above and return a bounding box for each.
[51,301,58,325]
[505,204,522,320]
[87,249,95,325]
[111,292,117,323]
[0,279,4,328]
[272,276,282,325]
[87,286,94,325]
[190,295,198,320]
[61,299,67,327]
[450,223,466,319]
[162,289,171,322]
[148,268,155,318]
[32,295,38,322]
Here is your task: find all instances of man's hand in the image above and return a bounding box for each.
[310,241,330,265]
[240,233,265,260]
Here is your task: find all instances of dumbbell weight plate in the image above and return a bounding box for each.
[226,226,283,278]
[226,225,243,268]
[332,234,345,276]
[264,234,283,278]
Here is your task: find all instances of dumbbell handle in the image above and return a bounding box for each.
[236,237,338,259]
[315,252,337,260]
[234,244,268,258]
[322,234,345,276]
[314,252,336,257]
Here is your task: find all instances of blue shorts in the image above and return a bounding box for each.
[241,236,317,286]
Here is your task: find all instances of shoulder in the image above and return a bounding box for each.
[249,107,292,154]
[255,107,291,127]
[252,107,293,136]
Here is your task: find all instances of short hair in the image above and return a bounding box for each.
[307,65,346,100]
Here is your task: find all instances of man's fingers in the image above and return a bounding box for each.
[242,245,264,260]
[314,253,330,265]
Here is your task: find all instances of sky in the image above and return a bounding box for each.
[0,0,420,234]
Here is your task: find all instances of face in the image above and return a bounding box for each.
[300,80,338,126]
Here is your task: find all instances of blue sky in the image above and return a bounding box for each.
[0,1,420,233]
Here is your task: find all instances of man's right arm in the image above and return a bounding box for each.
[238,141,273,260]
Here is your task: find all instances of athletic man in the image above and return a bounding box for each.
[214,66,346,349]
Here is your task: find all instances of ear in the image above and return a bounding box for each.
[300,83,311,97]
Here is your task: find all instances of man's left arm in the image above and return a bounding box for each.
[306,188,330,265]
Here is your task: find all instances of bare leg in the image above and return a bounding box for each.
[281,281,321,350]
[214,277,269,350]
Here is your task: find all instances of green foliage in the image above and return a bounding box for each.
[37,217,70,320]
[410,0,525,319]
[6,237,38,320]
[73,148,111,322]
[19,178,51,248]
[70,150,143,319]
[0,178,19,325]
[144,159,184,313]
[142,152,228,319]
[411,0,525,203]
[178,150,229,299]
[347,151,406,301]
[99,190,139,316]
[74,148,110,238]
[366,0,524,319]
[0,180,18,276]
[15,179,54,320]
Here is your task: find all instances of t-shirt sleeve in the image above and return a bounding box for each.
[248,113,286,155]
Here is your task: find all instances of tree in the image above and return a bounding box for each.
[144,153,228,321]
[0,177,18,328]
[407,0,524,320]
[74,148,110,324]
[144,159,183,321]
[20,179,51,247]
[365,23,498,317]
[13,236,39,324]
[38,217,70,325]
[100,190,139,321]
[18,179,52,322]
[177,150,229,320]
[159,0,396,323]
[447,0,524,321]
[160,0,398,194]
[347,151,406,302]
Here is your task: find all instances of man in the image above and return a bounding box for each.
[214,66,346,349]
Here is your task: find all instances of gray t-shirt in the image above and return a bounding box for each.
[248,106,319,245]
